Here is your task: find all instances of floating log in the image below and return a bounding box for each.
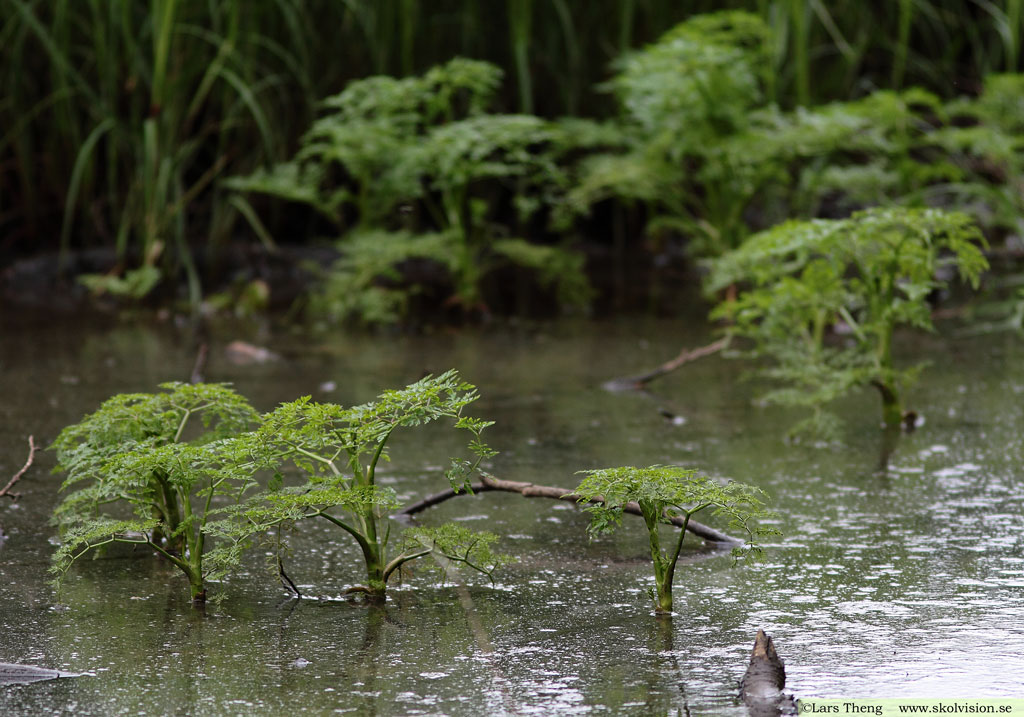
[397,473,743,545]
[740,629,796,716]
[0,662,83,684]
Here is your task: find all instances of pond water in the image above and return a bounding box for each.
[1,311,1022,715]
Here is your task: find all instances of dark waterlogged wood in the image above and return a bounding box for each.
[603,337,728,391]
[740,629,796,716]
[398,473,743,545]
[0,662,83,684]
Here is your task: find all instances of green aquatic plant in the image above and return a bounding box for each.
[567,11,776,259]
[50,382,261,603]
[228,58,589,323]
[710,207,989,438]
[605,10,771,146]
[227,57,504,230]
[50,373,509,605]
[303,113,591,322]
[415,113,589,313]
[574,465,772,615]
[212,370,510,602]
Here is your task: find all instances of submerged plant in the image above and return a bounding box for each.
[51,383,261,603]
[574,465,772,615]
[213,370,509,602]
[709,207,988,437]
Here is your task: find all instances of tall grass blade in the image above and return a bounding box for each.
[508,0,534,113]
[1009,0,1022,70]
[151,0,178,109]
[892,0,914,89]
[59,118,115,272]
[789,0,810,105]
[228,195,279,252]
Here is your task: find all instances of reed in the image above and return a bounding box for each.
[892,0,913,89]
[1,0,338,303]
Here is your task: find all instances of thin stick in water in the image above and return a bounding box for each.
[1,436,37,500]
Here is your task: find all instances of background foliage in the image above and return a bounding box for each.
[3,0,1022,317]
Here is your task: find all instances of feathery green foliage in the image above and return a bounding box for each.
[574,465,773,614]
[710,207,988,438]
[605,10,771,146]
[51,383,261,603]
[404,523,514,583]
[228,59,591,323]
[568,11,775,259]
[218,370,507,602]
[50,373,510,605]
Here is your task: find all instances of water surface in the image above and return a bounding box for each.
[1,313,1022,715]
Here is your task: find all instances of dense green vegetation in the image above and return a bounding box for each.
[50,374,509,604]
[51,382,262,602]
[51,376,776,611]
[3,1,1022,321]
[226,58,593,323]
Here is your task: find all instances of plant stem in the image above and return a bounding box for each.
[640,502,674,613]
[382,549,432,582]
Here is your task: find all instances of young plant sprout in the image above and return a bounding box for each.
[574,465,773,615]
[709,207,988,438]
[50,383,261,603]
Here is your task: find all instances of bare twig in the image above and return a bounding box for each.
[1,436,37,501]
[603,337,729,391]
[396,473,742,545]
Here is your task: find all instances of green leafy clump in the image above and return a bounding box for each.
[227,58,503,229]
[566,11,776,259]
[50,373,511,606]
[571,33,1024,268]
[575,465,773,615]
[748,82,1024,237]
[709,207,989,438]
[218,370,508,602]
[605,10,770,147]
[51,383,262,603]
[227,58,591,324]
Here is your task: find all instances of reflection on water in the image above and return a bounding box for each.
[1,314,1023,714]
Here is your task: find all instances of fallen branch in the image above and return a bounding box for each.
[603,337,728,391]
[1,436,37,501]
[397,473,743,545]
